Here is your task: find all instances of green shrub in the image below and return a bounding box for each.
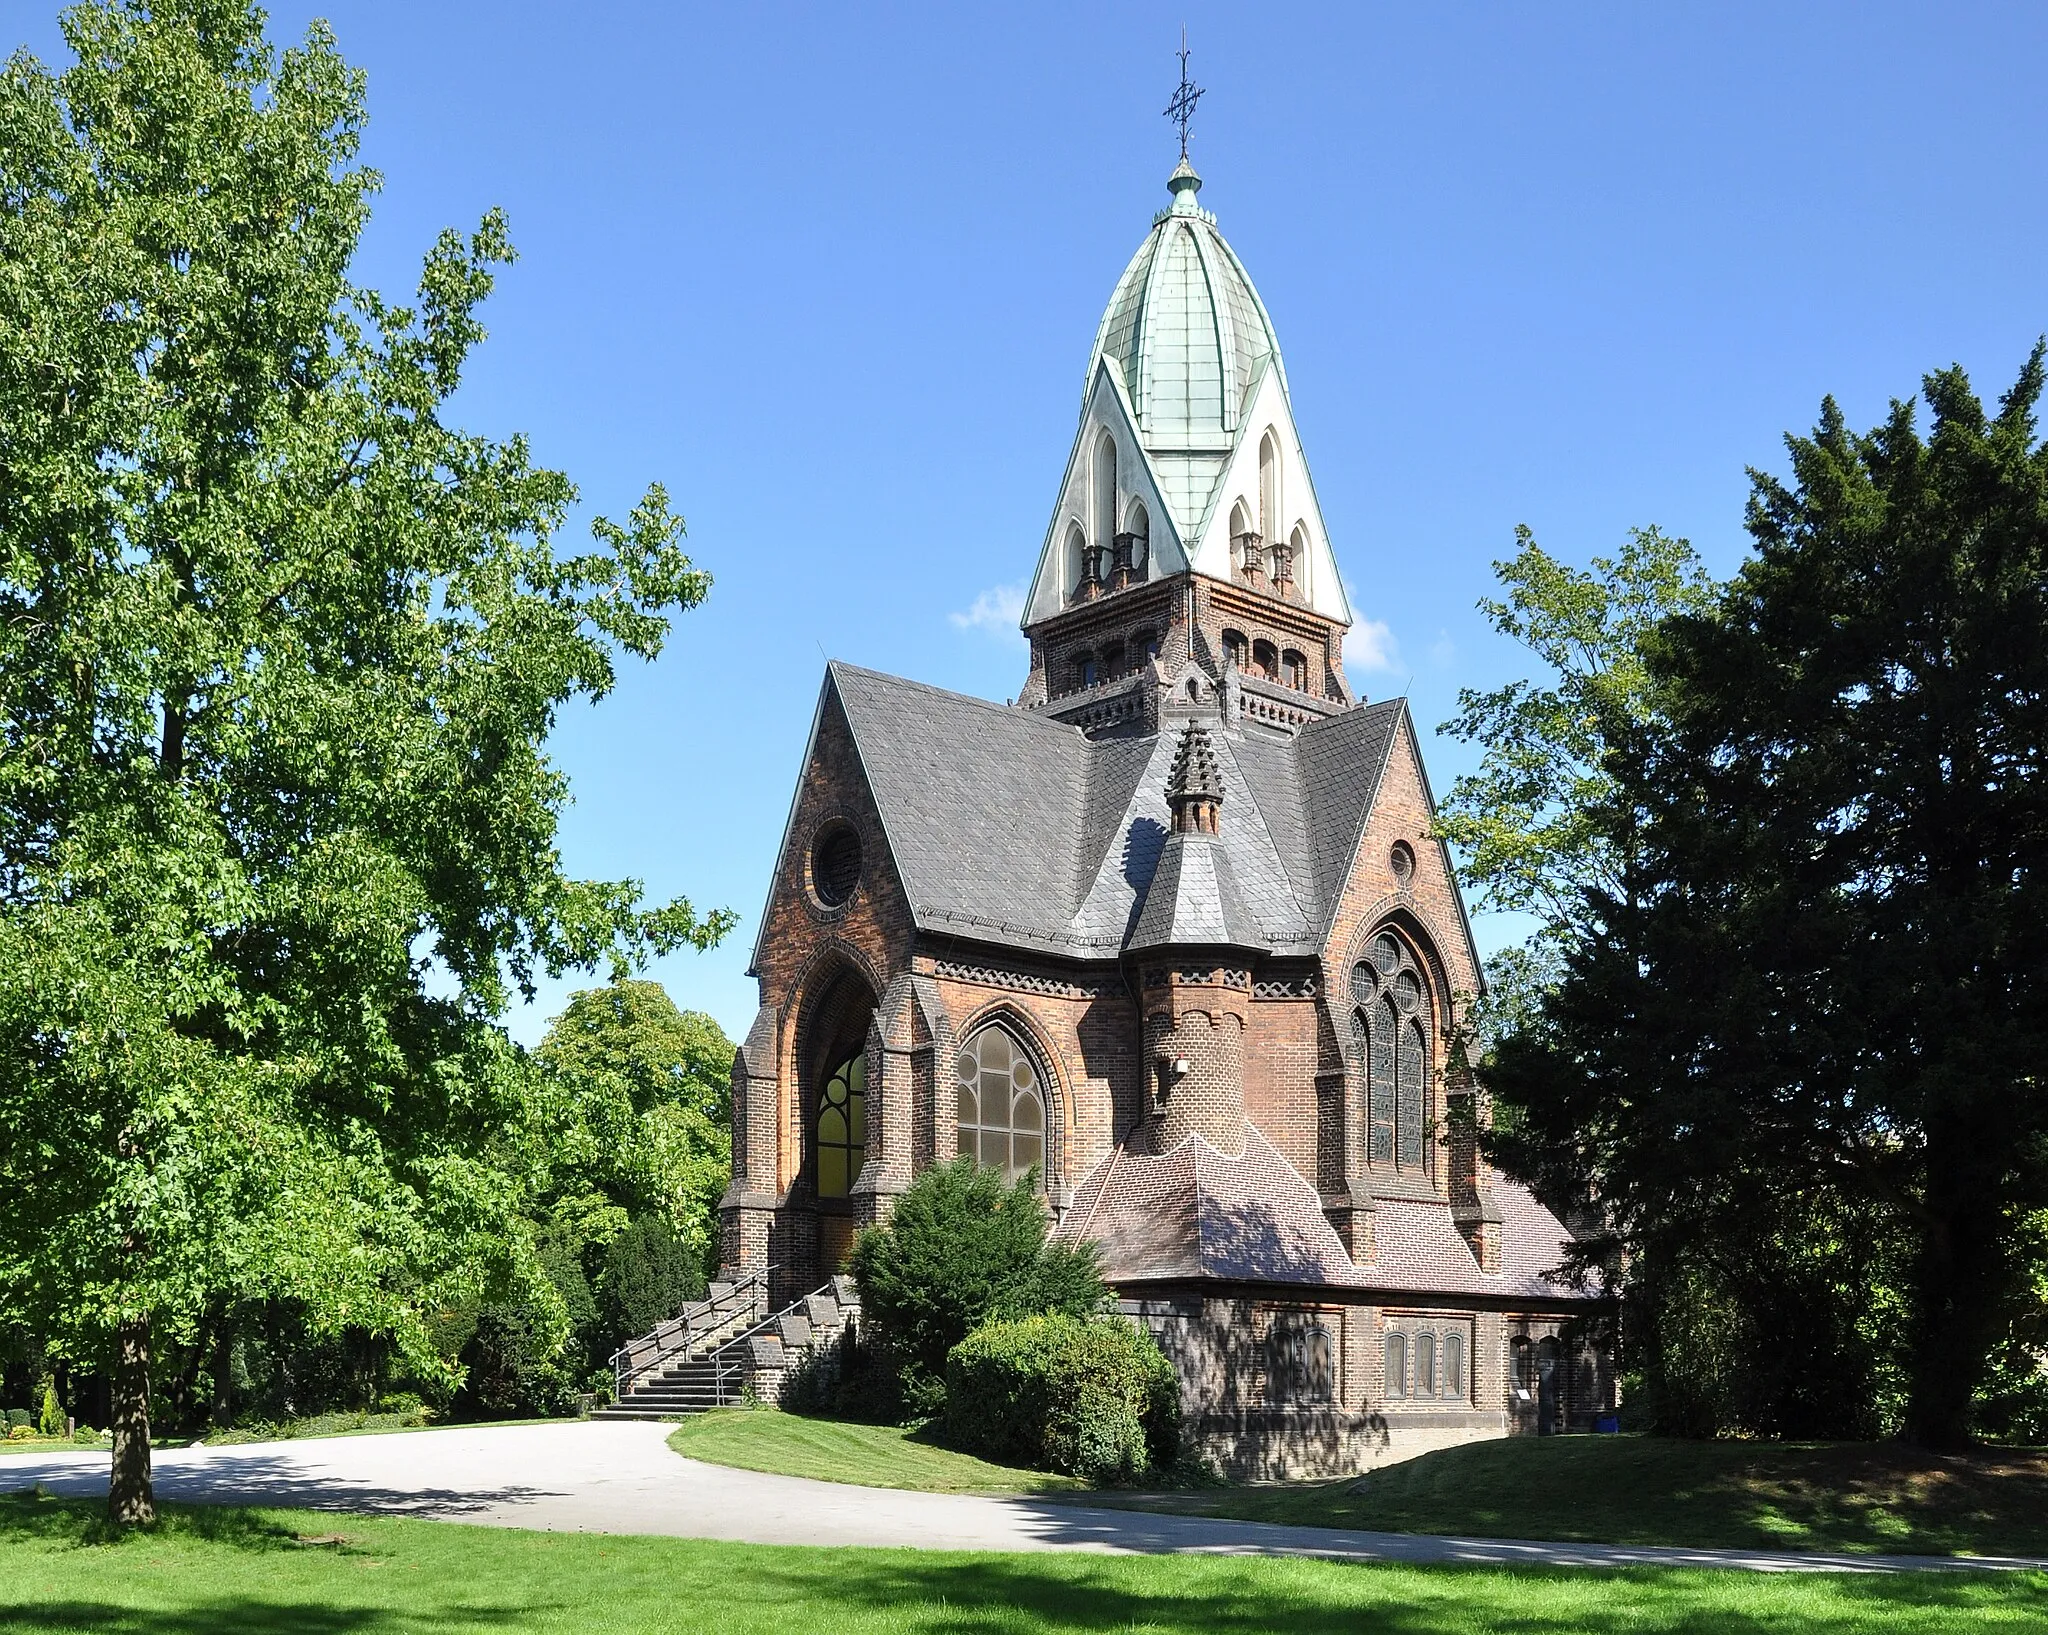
[946,1312,1179,1484]
[849,1158,1107,1419]
[38,1381,64,1438]
[600,1214,707,1345]
[3,1409,28,1431]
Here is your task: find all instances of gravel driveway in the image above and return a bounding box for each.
[3,1419,2040,1575]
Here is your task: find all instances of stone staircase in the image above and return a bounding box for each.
[596,1273,860,1419]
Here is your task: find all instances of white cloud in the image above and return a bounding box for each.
[949,582,1027,644]
[1350,617,1403,674]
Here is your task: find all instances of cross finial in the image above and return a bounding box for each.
[1164,28,1204,161]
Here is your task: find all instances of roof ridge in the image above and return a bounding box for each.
[826,660,1079,734]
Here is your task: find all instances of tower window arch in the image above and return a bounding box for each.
[1100,639,1125,678]
[956,1024,1048,1185]
[1229,499,1261,580]
[1073,649,1098,691]
[1252,639,1278,680]
[1221,628,1248,669]
[1282,648,1308,690]
[1258,429,1279,547]
[1093,432,1118,560]
[1131,627,1160,662]
[1349,929,1434,1174]
[1123,500,1150,580]
[1289,522,1312,600]
[1064,521,1087,602]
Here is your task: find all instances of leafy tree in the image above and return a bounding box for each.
[1489,350,2048,1447]
[0,1,731,1521]
[1436,525,1713,1030]
[597,1215,705,1346]
[534,980,734,1271]
[849,1159,1108,1419]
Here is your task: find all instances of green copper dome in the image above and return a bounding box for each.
[1084,160,1287,445]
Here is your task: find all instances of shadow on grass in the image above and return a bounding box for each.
[0,1603,396,1634]
[0,1491,305,1553]
[741,1552,2048,1634]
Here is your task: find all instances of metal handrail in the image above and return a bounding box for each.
[611,1276,861,1408]
[609,1267,773,1399]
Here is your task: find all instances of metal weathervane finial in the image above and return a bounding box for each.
[1164,28,1204,160]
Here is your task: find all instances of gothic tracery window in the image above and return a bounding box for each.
[956,1026,1047,1185]
[815,1050,866,1199]
[1350,930,1433,1173]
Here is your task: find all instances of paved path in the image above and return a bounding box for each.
[4,1419,2042,1575]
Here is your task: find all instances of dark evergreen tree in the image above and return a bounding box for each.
[1489,348,2048,1447]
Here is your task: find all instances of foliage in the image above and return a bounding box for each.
[1436,525,1714,976]
[1485,350,2048,1447]
[37,1380,62,1438]
[946,1313,1179,1484]
[597,1215,706,1347]
[0,0,730,1518]
[534,981,734,1275]
[847,1159,1109,1419]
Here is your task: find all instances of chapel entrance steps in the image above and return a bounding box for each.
[594,1273,859,1420]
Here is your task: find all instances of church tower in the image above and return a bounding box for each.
[1015,158,1357,735]
[686,68,1610,1468]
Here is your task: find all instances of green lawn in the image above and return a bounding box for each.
[670,1412,2048,1560]
[2,1492,2042,1634]
[1092,1436,2048,1560]
[667,1408,1088,1494]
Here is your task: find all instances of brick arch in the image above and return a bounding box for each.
[951,997,1073,1189]
[787,942,883,1198]
[1335,896,1461,1037]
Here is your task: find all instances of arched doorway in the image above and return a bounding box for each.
[797,960,878,1277]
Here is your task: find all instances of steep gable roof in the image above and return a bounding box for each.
[781,665,1432,963]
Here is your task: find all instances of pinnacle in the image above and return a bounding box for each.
[1167,721,1223,804]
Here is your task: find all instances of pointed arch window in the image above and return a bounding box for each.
[1384,1331,1408,1400]
[956,1025,1047,1185]
[1289,523,1311,599]
[1350,930,1434,1174]
[1094,433,1118,561]
[1065,522,1088,602]
[815,1050,866,1199]
[1258,429,1279,545]
[1124,501,1150,580]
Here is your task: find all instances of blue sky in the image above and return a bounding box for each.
[10,2,2046,1044]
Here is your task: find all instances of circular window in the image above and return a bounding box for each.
[1372,932,1401,975]
[811,822,862,908]
[1350,962,1376,1004]
[1390,840,1416,886]
[1394,970,1422,1014]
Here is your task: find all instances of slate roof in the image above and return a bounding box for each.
[811,662,1406,964]
[1059,1131,1596,1304]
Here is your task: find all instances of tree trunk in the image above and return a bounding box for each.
[1905,1118,2006,1449]
[108,1315,154,1526]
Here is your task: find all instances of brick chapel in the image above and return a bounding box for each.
[719,153,1609,1475]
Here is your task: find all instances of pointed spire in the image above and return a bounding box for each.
[1166,722,1223,834]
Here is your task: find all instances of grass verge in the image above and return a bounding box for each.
[667,1408,1087,1494]
[2,1490,2042,1634]
[1092,1436,2048,1559]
